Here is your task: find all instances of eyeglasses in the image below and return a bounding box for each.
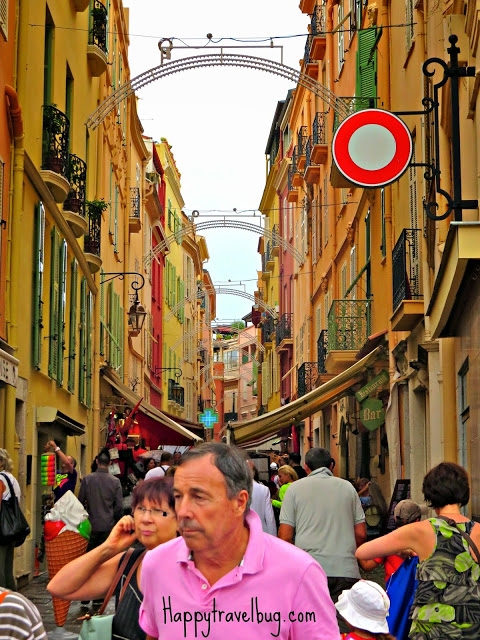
[135,506,174,518]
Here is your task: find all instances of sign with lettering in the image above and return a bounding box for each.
[355,370,389,403]
[359,398,385,431]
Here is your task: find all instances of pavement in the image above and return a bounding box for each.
[19,572,115,639]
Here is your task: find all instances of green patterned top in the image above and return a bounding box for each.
[409,517,480,640]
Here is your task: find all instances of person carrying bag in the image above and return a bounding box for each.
[79,548,145,639]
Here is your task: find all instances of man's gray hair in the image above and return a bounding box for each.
[180,443,252,512]
[305,447,332,472]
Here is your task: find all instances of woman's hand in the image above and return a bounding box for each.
[104,516,137,554]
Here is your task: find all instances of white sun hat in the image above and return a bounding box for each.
[335,580,390,634]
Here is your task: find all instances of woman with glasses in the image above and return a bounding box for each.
[48,478,177,640]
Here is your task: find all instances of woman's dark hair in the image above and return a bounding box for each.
[131,477,175,512]
[422,462,470,508]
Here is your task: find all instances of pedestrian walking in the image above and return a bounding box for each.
[48,478,177,640]
[145,451,172,479]
[247,459,276,535]
[0,448,22,590]
[139,442,340,639]
[356,461,480,640]
[278,447,366,632]
[335,579,395,640]
[272,464,298,509]
[288,452,307,479]
[44,440,77,502]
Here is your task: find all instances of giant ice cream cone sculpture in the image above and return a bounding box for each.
[45,529,88,626]
[44,490,91,627]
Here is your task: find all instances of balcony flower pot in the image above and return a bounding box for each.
[45,157,65,175]
[64,197,82,213]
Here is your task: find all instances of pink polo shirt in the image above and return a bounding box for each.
[139,509,340,639]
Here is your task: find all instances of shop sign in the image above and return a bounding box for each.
[359,398,385,431]
[355,370,389,403]
[199,408,218,429]
[0,351,18,387]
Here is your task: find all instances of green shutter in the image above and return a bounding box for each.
[86,291,93,407]
[163,342,167,384]
[48,228,60,379]
[109,165,113,234]
[114,185,118,252]
[57,239,67,386]
[99,269,105,356]
[32,203,45,370]
[356,27,377,100]
[172,265,176,309]
[68,259,78,393]
[164,259,169,304]
[79,277,87,404]
[118,305,124,378]
[108,282,114,365]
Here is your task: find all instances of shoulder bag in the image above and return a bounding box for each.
[386,555,419,640]
[79,548,146,640]
[0,473,30,547]
[437,515,480,563]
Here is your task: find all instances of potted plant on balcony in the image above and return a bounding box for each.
[86,199,108,218]
[43,104,68,175]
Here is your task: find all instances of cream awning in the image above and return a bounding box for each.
[233,347,381,445]
[103,371,203,443]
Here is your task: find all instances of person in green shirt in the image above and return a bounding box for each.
[272,464,298,509]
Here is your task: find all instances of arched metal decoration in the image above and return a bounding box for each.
[144,219,303,267]
[86,53,353,130]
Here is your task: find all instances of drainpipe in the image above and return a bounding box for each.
[4,86,24,459]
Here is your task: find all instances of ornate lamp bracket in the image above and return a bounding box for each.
[394,35,477,221]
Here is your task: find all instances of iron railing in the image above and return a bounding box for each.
[197,396,204,414]
[292,146,299,174]
[304,34,312,66]
[297,126,308,156]
[288,166,296,193]
[84,204,102,256]
[276,313,293,346]
[271,225,280,252]
[392,229,422,312]
[168,379,184,407]
[224,411,238,423]
[317,329,328,373]
[130,187,140,218]
[333,97,379,132]
[41,105,70,177]
[305,136,313,169]
[89,0,108,52]
[313,112,327,145]
[64,154,87,216]
[298,362,319,397]
[262,241,271,273]
[312,3,326,36]
[262,316,275,344]
[327,300,371,351]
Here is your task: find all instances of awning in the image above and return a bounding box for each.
[102,370,203,443]
[36,407,85,436]
[232,347,381,445]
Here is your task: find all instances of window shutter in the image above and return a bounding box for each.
[32,203,45,369]
[380,189,386,258]
[99,269,105,356]
[312,199,317,264]
[338,1,345,72]
[316,304,322,335]
[356,27,377,100]
[341,263,347,298]
[79,277,87,404]
[86,291,93,407]
[114,185,118,252]
[68,259,78,393]
[57,239,67,386]
[118,302,124,378]
[406,0,414,50]
[0,0,8,40]
[48,228,60,379]
[350,246,357,299]
[108,282,114,365]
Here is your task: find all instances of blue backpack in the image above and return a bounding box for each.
[386,555,419,640]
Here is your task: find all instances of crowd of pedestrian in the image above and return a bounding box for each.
[0,443,478,640]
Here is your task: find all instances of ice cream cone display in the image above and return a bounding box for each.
[41,452,56,486]
[45,529,88,626]
[44,490,90,627]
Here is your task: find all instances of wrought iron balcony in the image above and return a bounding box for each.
[168,379,184,407]
[297,126,307,157]
[197,396,204,414]
[89,0,108,52]
[224,411,238,423]
[84,204,102,257]
[304,34,312,66]
[392,229,422,312]
[298,362,319,397]
[262,316,275,344]
[327,300,371,351]
[311,3,326,36]
[304,137,320,183]
[130,187,140,218]
[287,166,298,202]
[317,329,328,373]
[271,224,280,257]
[292,146,298,174]
[64,154,87,216]
[333,97,379,132]
[276,313,293,346]
[313,112,327,146]
[42,105,70,177]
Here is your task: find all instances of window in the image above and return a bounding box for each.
[325,289,330,324]
[48,228,60,380]
[323,174,329,246]
[312,199,317,263]
[67,262,78,392]
[79,278,87,404]
[289,202,294,240]
[356,27,377,101]
[56,239,68,386]
[341,262,347,298]
[43,15,53,105]
[350,245,357,299]
[0,0,8,40]
[33,203,46,369]
[283,198,287,244]
[338,1,345,73]
[380,188,386,258]
[316,304,322,335]
[365,211,371,298]
[406,0,414,51]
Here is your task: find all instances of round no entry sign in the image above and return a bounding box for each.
[332,109,413,188]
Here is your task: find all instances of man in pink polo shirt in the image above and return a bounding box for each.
[139,442,340,640]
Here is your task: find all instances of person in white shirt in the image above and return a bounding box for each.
[0,588,47,639]
[145,451,173,480]
[0,448,22,589]
[247,459,277,535]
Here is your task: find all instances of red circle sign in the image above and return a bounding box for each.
[332,109,413,188]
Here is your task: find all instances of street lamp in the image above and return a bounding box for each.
[100,272,147,334]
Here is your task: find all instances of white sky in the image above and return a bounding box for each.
[124,0,308,321]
